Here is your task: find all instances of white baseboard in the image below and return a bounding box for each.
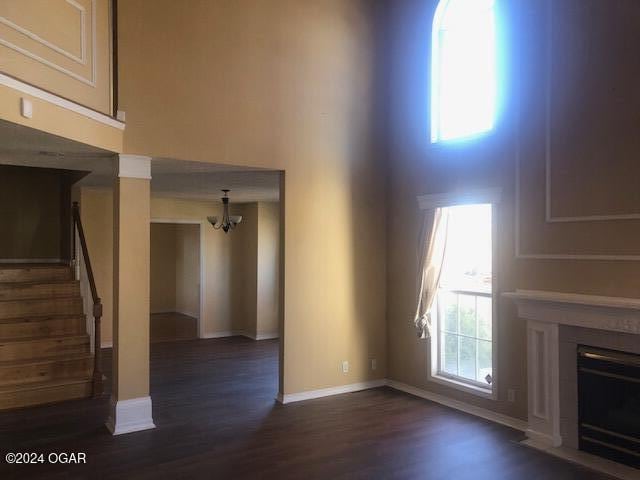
[105,396,155,435]
[201,331,279,341]
[277,378,527,436]
[240,331,280,341]
[255,333,279,340]
[278,379,387,404]
[101,341,113,349]
[151,310,198,319]
[387,380,527,432]
[522,440,639,480]
[525,428,562,447]
[201,330,245,339]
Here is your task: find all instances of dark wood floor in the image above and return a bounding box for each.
[0,337,611,479]
[150,312,198,343]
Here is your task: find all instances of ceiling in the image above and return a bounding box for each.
[0,120,280,203]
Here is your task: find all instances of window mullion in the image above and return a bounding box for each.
[456,293,460,376]
[475,295,479,382]
[437,291,442,375]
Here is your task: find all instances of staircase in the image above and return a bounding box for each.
[0,264,93,410]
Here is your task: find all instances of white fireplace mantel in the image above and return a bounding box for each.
[504,290,640,450]
[504,290,640,335]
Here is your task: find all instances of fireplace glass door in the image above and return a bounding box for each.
[578,345,640,468]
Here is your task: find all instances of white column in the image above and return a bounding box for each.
[106,154,156,435]
[526,319,562,447]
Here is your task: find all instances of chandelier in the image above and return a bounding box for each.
[207,189,242,233]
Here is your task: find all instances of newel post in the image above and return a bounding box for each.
[92,300,104,397]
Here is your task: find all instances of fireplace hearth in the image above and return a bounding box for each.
[578,346,640,469]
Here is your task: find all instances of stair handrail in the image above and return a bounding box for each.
[71,201,103,397]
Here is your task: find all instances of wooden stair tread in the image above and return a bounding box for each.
[0,279,79,287]
[0,334,88,345]
[0,295,81,303]
[0,297,83,320]
[0,266,73,285]
[0,352,92,367]
[0,376,91,393]
[0,264,95,408]
[0,264,68,270]
[0,314,85,324]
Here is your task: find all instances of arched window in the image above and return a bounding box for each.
[431,0,497,143]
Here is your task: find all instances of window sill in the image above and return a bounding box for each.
[428,372,496,400]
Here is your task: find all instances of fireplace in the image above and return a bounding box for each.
[578,345,640,468]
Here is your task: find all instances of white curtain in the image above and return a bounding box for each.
[414,207,449,339]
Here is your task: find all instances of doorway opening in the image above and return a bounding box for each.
[150,221,203,343]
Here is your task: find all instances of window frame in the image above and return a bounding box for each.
[417,188,501,400]
[435,289,494,391]
[430,0,498,144]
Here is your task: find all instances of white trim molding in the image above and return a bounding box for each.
[201,331,242,339]
[241,332,280,341]
[255,333,279,340]
[543,0,640,224]
[116,155,152,180]
[503,290,640,335]
[275,378,527,433]
[522,440,640,480]
[512,0,640,260]
[0,0,97,86]
[201,331,279,341]
[387,380,527,432]
[106,396,155,435]
[525,319,562,447]
[0,1,87,65]
[418,187,502,210]
[514,148,640,261]
[277,380,387,404]
[0,73,124,129]
[420,194,501,400]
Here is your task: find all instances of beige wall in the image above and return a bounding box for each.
[0,165,82,261]
[0,0,113,114]
[0,165,63,260]
[231,203,258,337]
[0,84,123,152]
[112,177,150,401]
[175,224,200,318]
[150,223,177,314]
[82,190,242,343]
[82,189,282,347]
[79,187,114,346]
[150,222,200,317]
[386,0,640,421]
[256,203,280,338]
[118,0,388,395]
[151,197,233,336]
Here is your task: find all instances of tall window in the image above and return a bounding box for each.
[433,203,494,394]
[431,0,497,143]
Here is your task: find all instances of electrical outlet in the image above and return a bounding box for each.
[371,359,377,371]
[342,360,349,374]
[507,388,516,403]
[20,98,33,118]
